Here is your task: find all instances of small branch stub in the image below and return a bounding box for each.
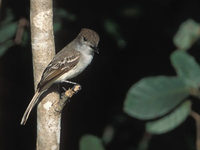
[65,84,81,98]
[55,84,81,112]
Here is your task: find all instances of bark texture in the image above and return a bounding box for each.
[30,0,61,150]
[30,0,81,149]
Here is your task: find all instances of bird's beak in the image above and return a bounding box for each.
[91,46,99,54]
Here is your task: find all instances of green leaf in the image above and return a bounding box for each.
[123,76,189,120]
[80,135,105,150]
[171,50,200,88]
[173,19,200,51]
[0,22,17,43]
[146,100,191,134]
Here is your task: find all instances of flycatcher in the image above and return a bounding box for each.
[21,28,100,125]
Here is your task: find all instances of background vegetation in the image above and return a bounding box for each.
[1,0,200,150]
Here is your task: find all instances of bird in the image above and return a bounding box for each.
[21,28,100,125]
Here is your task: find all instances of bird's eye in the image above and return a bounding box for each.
[83,37,87,41]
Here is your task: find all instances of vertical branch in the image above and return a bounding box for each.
[30,0,60,150]
[14,18,29,44]
[190,111,200,150]
[30,0,81,149]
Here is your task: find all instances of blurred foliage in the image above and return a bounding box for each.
[137,133,152,150]
[79,135,105,150]
[0,9,15,26]
[21,30,29,47]
[173,19,200,51]
[102,125,115,144]
[54,8,76,32]
[146,100,191,134]
[124,76,189,120]
[123,49,200,134]
[0,40,14,57]
[0,9,17,57]
[54,8,76,22]
[122,19,200,149]
[0,22,17,43]
[78,18,200,150]
[104,19,126,48]
[0,8,77,58]
[120,5,141,18]
[171,50,200,89]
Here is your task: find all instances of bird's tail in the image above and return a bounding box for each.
[20,89,41,125]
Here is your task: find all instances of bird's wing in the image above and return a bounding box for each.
[37,49,81,90]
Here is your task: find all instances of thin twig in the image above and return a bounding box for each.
[137,132,152,150]
[14,18,28,44]
[55,84,81,112]
[190,111,200,150]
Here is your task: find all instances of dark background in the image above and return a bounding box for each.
[0,0,200,150]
